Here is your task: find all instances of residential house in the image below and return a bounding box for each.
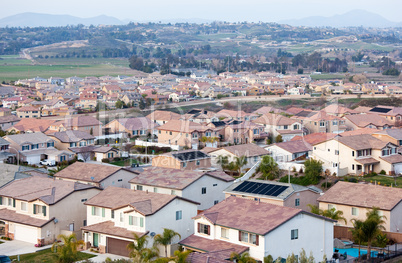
[317,181,402,232]
[179,196,334,261]
[54,162,138,189]
[48,116,103,137]
[104,117,158,138]
[78,90,97,109]
[222,121,266,144]
[0,108,12,117]
[368,106,402,124]
[372,128,402,147]
[121,93,142,107]
[215,110,248,122]
[157,120,216,149]
[7,119,55,134]
[208,144,269,171]
[385,86,402,95]
[152,149,211,170]
[265,140,312,163]
[0,115,20,131]
[253,113,303,141]
[344,114,394,130]
[129,167,234,210]
[312,134,402,176]
[146,110,181,125]
[49,130,95,150]
[82,187,198,257]
[16,106,41,119]
[4,133,74,165]
[362,83,380,94]
[224,180,322,212]
[321,104,359,117]
[0,176,100,244]
[2,96,28,109]
[297,111,347,134]
[92,146,120,162]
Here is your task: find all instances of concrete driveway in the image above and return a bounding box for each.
[0,239,52,256]
[79,250,130,262]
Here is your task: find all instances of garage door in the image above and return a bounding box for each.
[15,224,38,243]
[107,237,132,257]
[395,163,402,175]
[26,155,41,165]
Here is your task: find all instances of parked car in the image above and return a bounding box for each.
[0,255,11,263]
[39,159,56,166]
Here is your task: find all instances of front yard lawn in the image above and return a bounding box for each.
[110,158,142,167]
[347,175,402,188]
[9,248,95,263]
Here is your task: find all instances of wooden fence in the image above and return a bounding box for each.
[334,225,402,243]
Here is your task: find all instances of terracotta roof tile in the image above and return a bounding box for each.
[345,114,393,128]
[50,130,95,143]
[253,113,296,126]
[114,117,158,130]
[317,181,402,210]
[335,134,389,150]
[291,132,337,145]
[157,120,211,133]
[8,118,55,132]
[180,234,248,255]
[271,140,312,153]
[212,144,269,157]
[0,208,54,227]
[81,220,146,239]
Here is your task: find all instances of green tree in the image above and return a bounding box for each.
[275,135,283,143]
[49,165,67,176]
[115,100,124,109]
[230,252,257,263]
[321,208,347,224]
[350,219,365,258]
[299,249,314,263]
[257,155,280,180]
[304,158,323,184]
[264,255,274,263]
[307,204,323,215]
[217,155,229,170]
[363,207,386,259]
[173,250,191,263]
[51,233,84,263]
[127,233,159,263]
[153,228,181,258]
[286,253,297,263]
[234,156,248,176]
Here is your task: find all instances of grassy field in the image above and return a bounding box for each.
[9,248,95,263]
[110,158,141,167]
[347,175,402,188]
[0,63,133,82]
[310,74,345,80]
[0,55,32,65]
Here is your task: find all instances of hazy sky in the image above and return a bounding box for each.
[2,0,401,22]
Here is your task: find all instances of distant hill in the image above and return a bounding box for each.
[0,12,125,27]
[280,10,401,28]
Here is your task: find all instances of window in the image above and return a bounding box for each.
[118,179,123,182]
[221,228,229,239]
[70,142,77,147]
[196,160,200,166]
[201,187,207,194]
[171,190,176,195]
[239,231,259,245]
[83,220,87,227]
[333,120,338,126]
[283,125,288,130]
[291,229,298,240]
[136,185,143,191]
[47,142,54,148]
[81,199,87,202]
[293,124,299,130]
[22,145,29,151]
[169,131,172,135]
[328,204,336,210]
[198,223,210,235]
[352,164,355,170]
[153,187,158,193]
[120,212,124,222]
[102,208,105,217]
[253,129,259,135]
[352,151,355,157]
[21,202,27,211]
[182,162,187,168]
[214,200,219,205]
[8,198,12,207]
[295,198,300,207]
[319,121,325,127]
[31,144,39,149]
[129,216,135,225]
[335,150,339,155]
[176,210,182,220]
[213,184,217,187]
[111,210,115,219]
[352,207,358,216]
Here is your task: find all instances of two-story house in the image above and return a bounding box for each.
[0,176,100,244]
[129,167,234,210]
[146,110,182,126]
[317,181,402,232]
[344,114,394,130]
[4,133,74,165]
[221,121,266,144]
[16,106,41,119]
[54,162,139,189]
[253,113,303,141]
[157,120,216,149]
[265,140,312,163]
[48,116,103,137]
[151,149,212,170]
[49,130,95,150]
[104,117,158,138]
[82,187,198,257]
[312,134,402,176]
[179,196,334,261]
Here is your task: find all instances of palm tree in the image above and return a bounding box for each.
[49,165,67,176]
[174,250,191,263]
[363,207,386,259]
[234,156,248,176]
[51,233,84,263]
[350,219,365,259]
[321,208,347,224]
[307,204,323,215]
[127,233,159,263]
[153,228,181,258]
[217,155,229,170]
[230,252,257,263]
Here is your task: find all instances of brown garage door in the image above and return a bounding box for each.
[107,237,132,257]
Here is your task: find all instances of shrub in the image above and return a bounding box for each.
[379,170,386,175]
[299,167,304,173]
[113,157,121,162]
[102,158,110,163]
[348,178,358,183]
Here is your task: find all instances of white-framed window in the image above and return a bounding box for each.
[153,187,158,193]
[21,202,27,211]
[319,121,325,127]
[136,185,143,191]
[120,212,124,222]
[176,210,182,220]
[196,160,200,166]
[295,198,300,207]
[171,190,176,195]
[198,223,210,235]
[239,231,258,245]
[335,150,339,155]
[352,207,358,216]
[328,204,336,210]
[291,229,298,240]
[201,187,206,194]
[221,227,229,239]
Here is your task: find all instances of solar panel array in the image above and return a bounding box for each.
[369,107,391,113]
[172,151,209,161]
[233,181,288,197]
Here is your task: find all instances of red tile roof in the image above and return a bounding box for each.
[180,234,248,255]
[81,220,147,239]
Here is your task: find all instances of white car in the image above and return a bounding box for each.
[40,159,55,166]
